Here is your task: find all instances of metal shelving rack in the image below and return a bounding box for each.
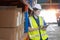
[37,0,60,9]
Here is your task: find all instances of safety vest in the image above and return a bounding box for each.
[28,16,48,40]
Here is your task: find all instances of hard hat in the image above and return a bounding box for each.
[33,4,42,10]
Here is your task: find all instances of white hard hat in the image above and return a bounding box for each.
[33,4,42,10]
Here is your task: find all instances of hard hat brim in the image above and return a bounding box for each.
[33,8,41,11]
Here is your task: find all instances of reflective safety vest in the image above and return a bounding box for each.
[28,16,48,40]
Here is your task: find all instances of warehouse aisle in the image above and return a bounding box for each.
[47,24,60,40]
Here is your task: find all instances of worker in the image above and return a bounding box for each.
[28,4,48,40]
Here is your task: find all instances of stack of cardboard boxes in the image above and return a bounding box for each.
[0,6,24,40]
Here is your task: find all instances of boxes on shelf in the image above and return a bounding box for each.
[0,6,23,27]
[0,27,24,40]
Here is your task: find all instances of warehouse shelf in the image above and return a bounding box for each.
[40,3,60,5]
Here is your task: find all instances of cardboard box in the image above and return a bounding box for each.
[0,27,24,40]
[0,7,24,40]
[0,7,23,27]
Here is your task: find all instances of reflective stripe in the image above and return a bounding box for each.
[29,34,40,38]
[39,17,44,28]
[30,34,46,38]
[29,18,34,28]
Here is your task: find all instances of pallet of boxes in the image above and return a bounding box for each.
[0,6,24,40]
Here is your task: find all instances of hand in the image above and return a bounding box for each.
[24,33,29,40]
[42,28,46,30]
[28,27,39,32]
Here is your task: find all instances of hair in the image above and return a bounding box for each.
[33,8,39,11]
[30,8,38,16]
[29,8,39,16]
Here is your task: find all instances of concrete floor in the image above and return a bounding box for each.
[46,24,60,40]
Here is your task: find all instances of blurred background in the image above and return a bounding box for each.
[0,0,60,40]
